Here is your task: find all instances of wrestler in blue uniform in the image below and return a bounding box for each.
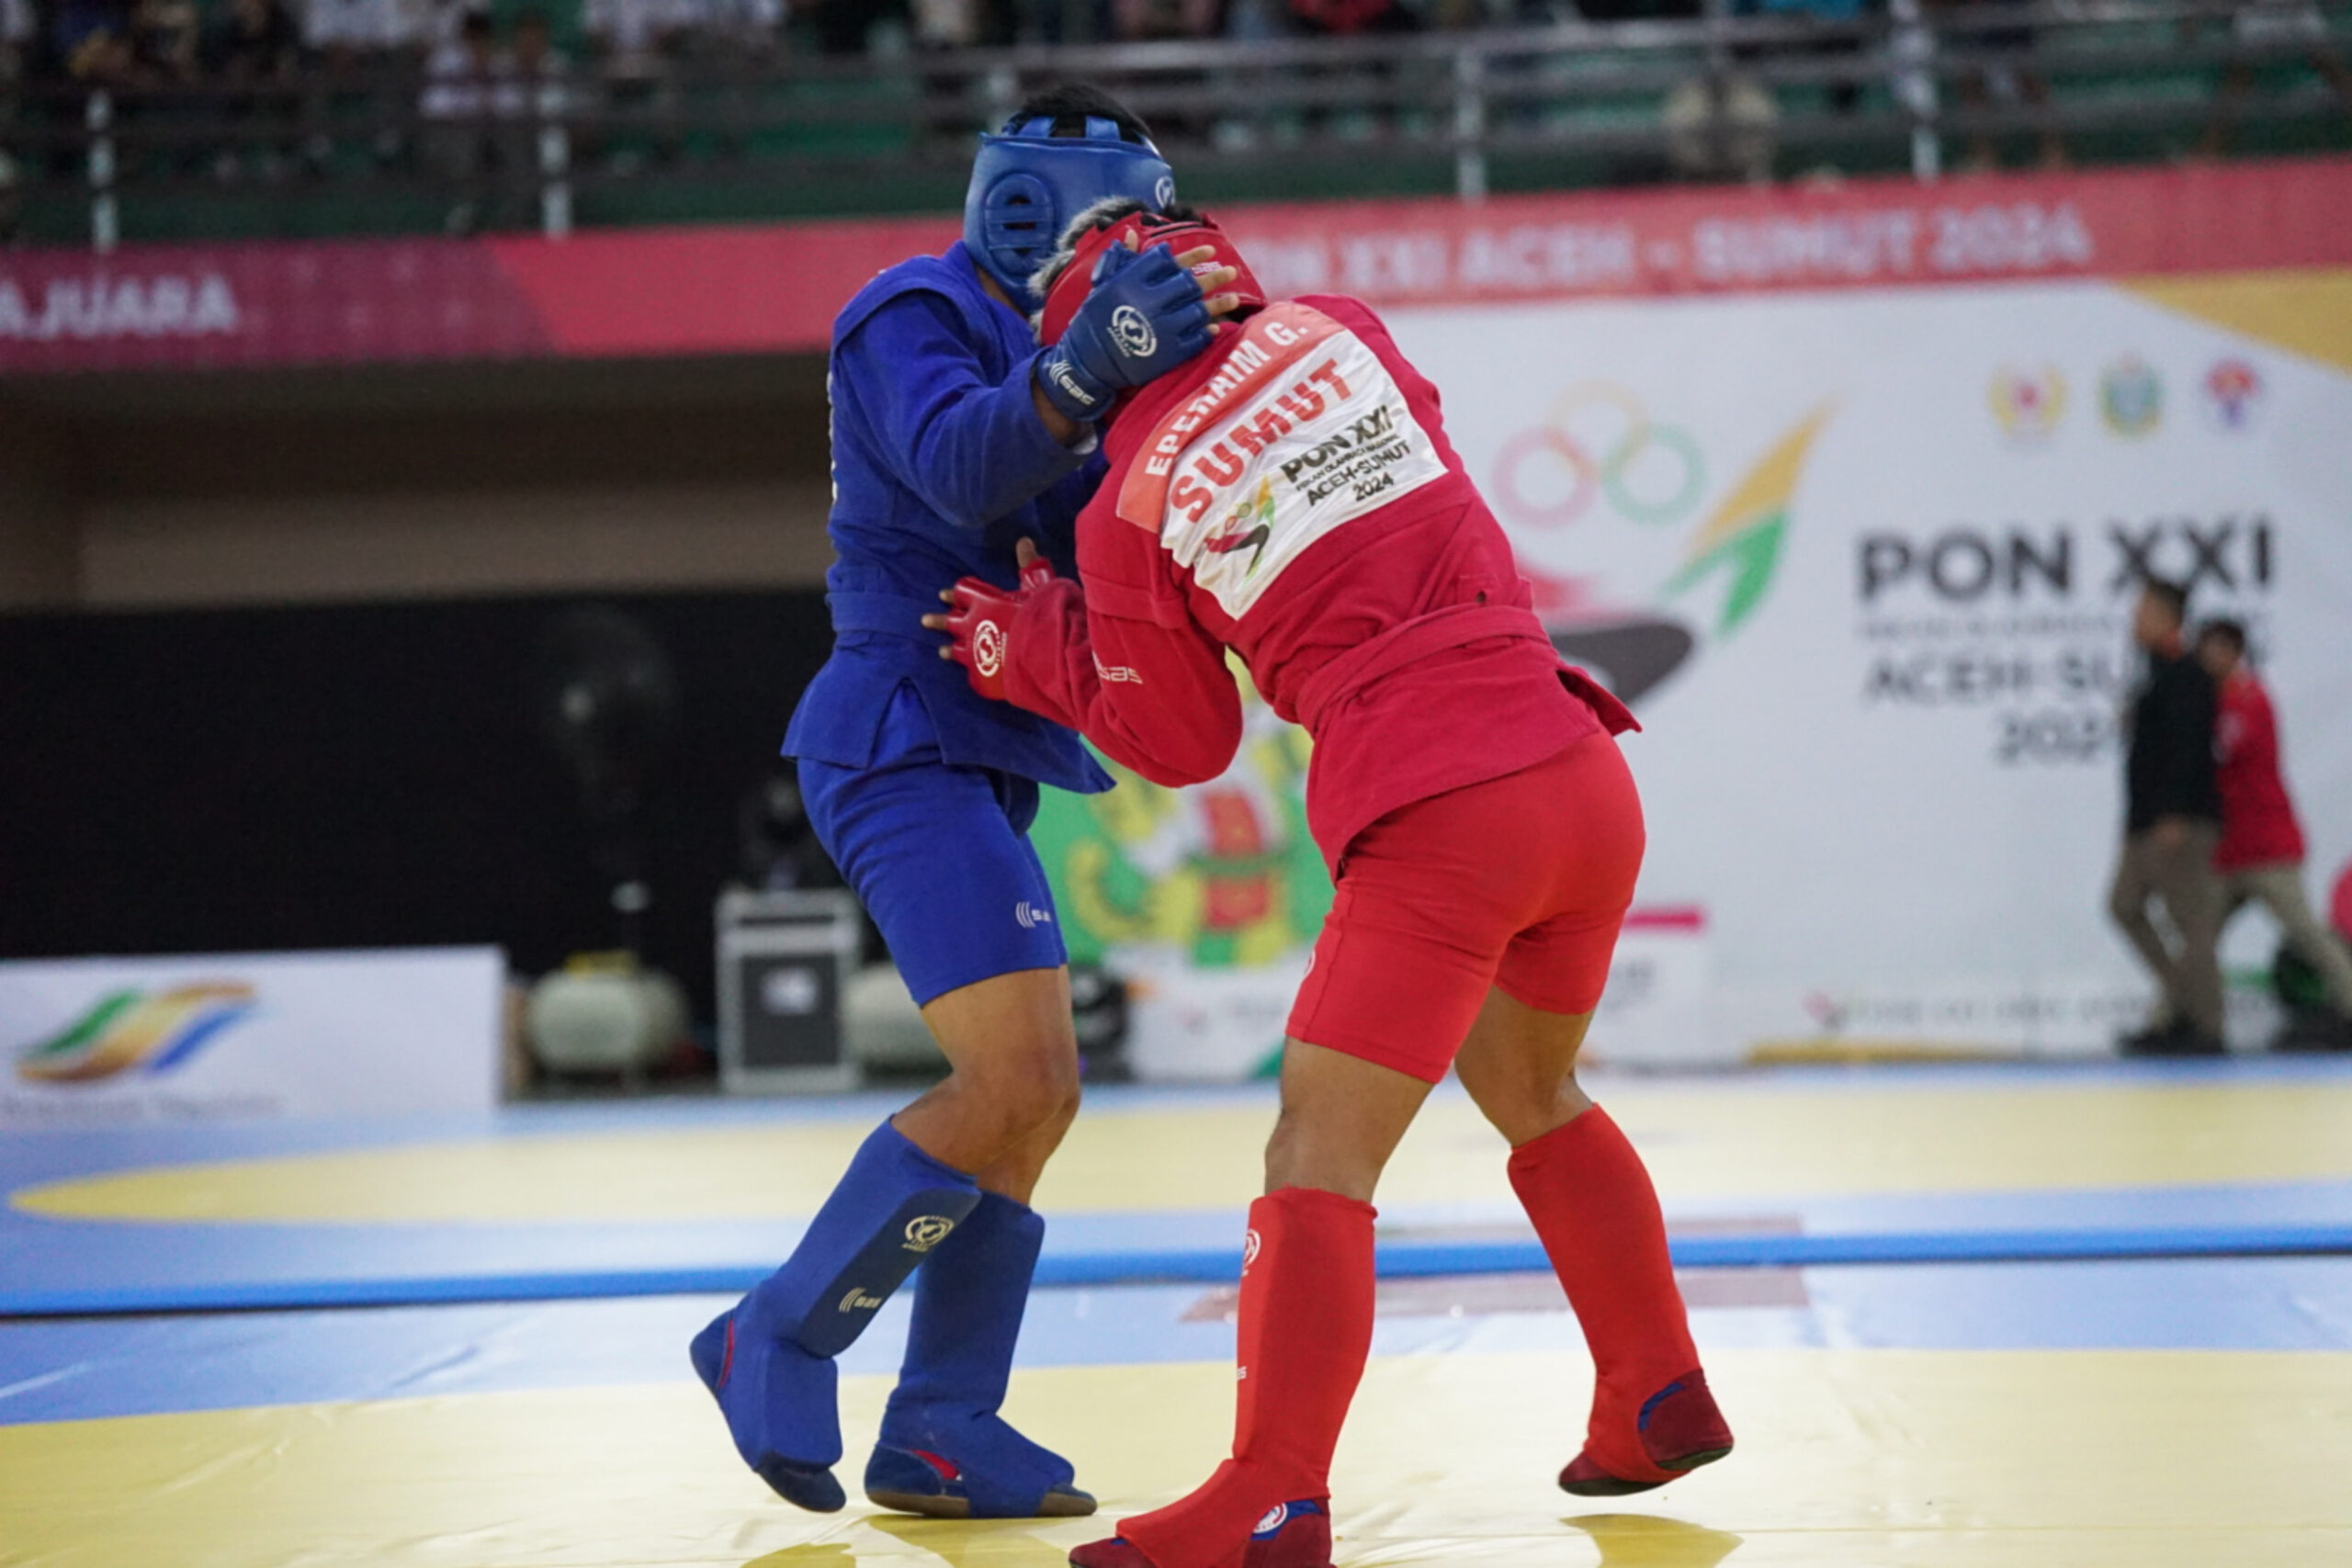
[689,85,1229,1520]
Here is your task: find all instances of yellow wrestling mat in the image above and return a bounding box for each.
[6,1347,2348,1567]
[19,1077,2352,1225]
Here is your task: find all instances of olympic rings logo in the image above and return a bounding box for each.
[1491,384,1707,530]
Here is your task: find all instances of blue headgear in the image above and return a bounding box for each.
[964,113,1176,310]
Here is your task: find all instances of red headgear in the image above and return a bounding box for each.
[1037,209,1266,349]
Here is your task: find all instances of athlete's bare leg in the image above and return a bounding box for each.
[899,964,1084,1198]
[1452,985,1595,1147]
[1262,1038,1436,1200]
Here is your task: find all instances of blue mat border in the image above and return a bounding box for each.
[7,1223,2350,1317]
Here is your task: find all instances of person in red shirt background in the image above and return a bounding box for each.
[927,203,1733,1568]
[2198,618,2352,1050]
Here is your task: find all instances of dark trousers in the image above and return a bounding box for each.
[2109,822,2226,1038]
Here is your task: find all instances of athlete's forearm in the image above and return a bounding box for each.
[843,301,1089,530]
[1005,582,1243,788]
[897,359,1088,529]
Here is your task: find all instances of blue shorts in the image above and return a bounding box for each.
[798,683,1068,1008]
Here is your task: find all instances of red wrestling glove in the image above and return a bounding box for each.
[940,554,1056,702]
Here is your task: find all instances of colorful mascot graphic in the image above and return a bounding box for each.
[1044,688,1325,976]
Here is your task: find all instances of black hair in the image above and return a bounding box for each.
[2198,617,2247,657]
[1011,82,1154,145]
[2139,575,2190,626]
[459,9,494,38]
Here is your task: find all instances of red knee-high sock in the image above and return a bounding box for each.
[1120,1187,1374,1568]
[1509,1106,1712,1482]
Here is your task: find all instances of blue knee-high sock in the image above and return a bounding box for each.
[871,1190,1078,1515]
[692,1119,979,1509]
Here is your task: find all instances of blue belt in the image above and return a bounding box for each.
[828,591,942,640]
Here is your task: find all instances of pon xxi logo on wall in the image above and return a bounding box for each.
[13,983,258,1085]
[1490,385,1832,702]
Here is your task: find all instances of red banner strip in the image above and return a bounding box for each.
[3,157,2346,376]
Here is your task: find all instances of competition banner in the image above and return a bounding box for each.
[1381,269,2352,1059]
[0,946,504,1124]
[4,157,2346,373]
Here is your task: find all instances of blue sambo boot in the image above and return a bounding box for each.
[692,1122,980,1512]
[864,1190,1096,1518]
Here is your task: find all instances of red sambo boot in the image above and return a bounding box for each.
[1069,1498,1331,1568]
[1558,1369,1735,1496]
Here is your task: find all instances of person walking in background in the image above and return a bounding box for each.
[2109,576,2227,1056]
[2198,618,2352,1051]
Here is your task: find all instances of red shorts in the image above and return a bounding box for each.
[1284,731,1645,1083]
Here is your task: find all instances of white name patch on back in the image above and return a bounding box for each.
[1120,306,1445,621]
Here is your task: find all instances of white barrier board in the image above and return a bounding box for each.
[0,945,504,1125]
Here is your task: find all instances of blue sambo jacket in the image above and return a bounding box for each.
[783,243,1114,796]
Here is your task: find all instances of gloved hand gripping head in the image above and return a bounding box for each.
[1035,207,1266,349]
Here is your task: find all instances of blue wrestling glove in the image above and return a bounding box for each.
[1033,243,1215,424]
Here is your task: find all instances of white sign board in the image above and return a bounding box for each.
[1386,274,2352,1056]
[1584,910,1719,1068]
[0,945,504,1125]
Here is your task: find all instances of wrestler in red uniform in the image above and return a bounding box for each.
[927,206,1734,1568]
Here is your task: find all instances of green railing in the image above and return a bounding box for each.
[4,0,2347,248]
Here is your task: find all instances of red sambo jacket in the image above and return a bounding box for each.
[2213,671,2307,873]
[1001,293,1634,874]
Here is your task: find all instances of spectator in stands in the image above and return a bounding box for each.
[2198,618,2352,1050]
[1109,0,1225,141]
[587,0,694,72]
[1287,0,1419,39]
[911,0,979,45]
[1283,0,1419,141]
[499,6,570,115]
[0,0,24,242]
[204,0,303,179]
[2199,0,2352,156]
[797,0,907,54]
[584,0,689,168]
[130,0,203,81]
[1928,0,2065,170]
[1114,0,1226,40]
[2109,575,2227,1056]
[0,0,24,78]
[493,6,570,196]
[421,8,507,231]
[1,0,28,113]
[305,0,438,62]
[209,0,303,96]
[53,0,144,89]
[1736,0,1871,122]
[696,0,785,57]
[305,0,452,175]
